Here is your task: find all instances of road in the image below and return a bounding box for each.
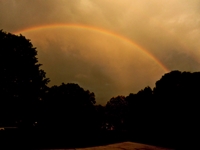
[40,142,174,150]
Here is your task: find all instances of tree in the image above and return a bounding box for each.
[153,70,200,147]
[0,30,49,128]
[125,87,154,139]
[105,96,128,131]
[42,83,97,134]
[95,104,106,130]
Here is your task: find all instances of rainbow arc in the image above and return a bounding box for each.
[14,23,169,72]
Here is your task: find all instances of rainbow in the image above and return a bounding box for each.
[14,23,169,72]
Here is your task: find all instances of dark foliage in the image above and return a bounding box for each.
[41,83,97,134]
[125,71,200,149]
[0,30,49,128]
[105,96,128,131]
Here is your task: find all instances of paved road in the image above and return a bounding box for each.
[40,142,174,150]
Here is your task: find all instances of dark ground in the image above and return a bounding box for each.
[0,129,178,149]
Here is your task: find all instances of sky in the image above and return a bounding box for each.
[1,0,200,104]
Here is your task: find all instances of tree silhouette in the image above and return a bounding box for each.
[125,87,154,141]
[95,104,106,130]
[42,83,97,134]
[0,30,49,128]
[153,70,200,147]
[105,96,128,131]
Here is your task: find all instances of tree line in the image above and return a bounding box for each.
[0,30,199,149]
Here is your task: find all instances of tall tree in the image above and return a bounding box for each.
[0,30,49,127]
[153,70,200,146]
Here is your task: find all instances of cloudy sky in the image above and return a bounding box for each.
[1,0,200,104]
